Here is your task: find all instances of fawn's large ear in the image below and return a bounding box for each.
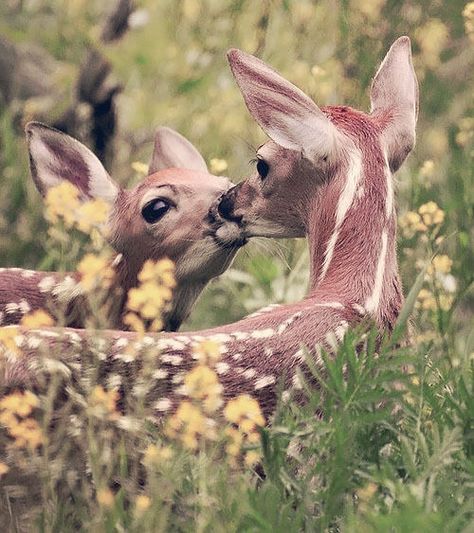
[227,48,338,161]
[370,36,419,172]
[26,122,119,202]
[148,127,208,174]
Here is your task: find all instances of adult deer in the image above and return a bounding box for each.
[0,123,241,331]
[3,37,418,418]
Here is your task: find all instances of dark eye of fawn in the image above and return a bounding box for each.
[141,198,171,223]
[256,158,269,179]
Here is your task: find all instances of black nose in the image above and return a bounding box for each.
[218,188,242,223]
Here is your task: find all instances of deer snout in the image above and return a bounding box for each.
[217,185,243,223]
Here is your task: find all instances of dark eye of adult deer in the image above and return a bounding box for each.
[256,158,269,179]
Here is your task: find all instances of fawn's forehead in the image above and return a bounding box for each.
[136,168,228,194]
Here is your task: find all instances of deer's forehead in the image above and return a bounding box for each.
[137,169,230,195]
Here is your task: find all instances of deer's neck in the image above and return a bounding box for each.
[306,140,403,329]
[109,256,204,331]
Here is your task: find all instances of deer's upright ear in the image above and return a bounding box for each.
[148,127,208,174]
[370,36,419,172]
[227,48,338,161]
[26,122,119,202]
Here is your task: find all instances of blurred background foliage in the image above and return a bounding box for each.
[0,0,472,339]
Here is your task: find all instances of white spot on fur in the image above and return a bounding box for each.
[27,336,42,349]
[293,348,305,362]
[115,338,129,348]
[292,373,303,390]
[216,362,230,375]
[14,335,25,347]
[251,328,274,339]
[53,276,83,303]
[319,149,363,283]
[243,368,257,379]
[282,390,291,402]
[365,230,388,314]
[157,338,186,351]
[154,398,172,411]
[5,303,20,314]
[232,352,242,361]
[255,375,276,390]
[153,369,169,379]
[264,347,273,357]
[162,354,183,366]
[0,311,3,325]
[352,303,366,315]
[18,300,31,314]
[21,269,36,279]
[172,372,184,384]
[247,304,282,318]
[38,276,56,293]
[232,331,250,341]
[314,302,344,309]
[276,311,302,335]
[335,321,349,341]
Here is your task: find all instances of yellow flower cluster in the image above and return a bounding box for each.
[21,309,55,328]
[209,158,228,174]
[131,161,149,175]
[88,386,119,420]
[427,254,453,276]
[124,259,176,333]
[463,2,474,41]
[224,394,265,467]
[415,18,448,68]
[165,401,210,449]
[456,117,474,147]
[143,443,174,466]
[96,488,114,508]
[0,326,20,355]
[45,182,110,234]
[77,253,115,292]
[0,391,43,449]
[399,201,445,238]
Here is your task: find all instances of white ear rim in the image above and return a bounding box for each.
[26,122,119,203]
[148,127,208,174]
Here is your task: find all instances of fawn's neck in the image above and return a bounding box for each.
[306,113,403,328]
[110,255,203,331]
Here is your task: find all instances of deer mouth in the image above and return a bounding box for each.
[206,204,248,249]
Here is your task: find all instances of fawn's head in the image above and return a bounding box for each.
[215,37,418,243]
[26,123,241,283]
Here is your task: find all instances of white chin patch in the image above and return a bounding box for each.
[214,222,245,246]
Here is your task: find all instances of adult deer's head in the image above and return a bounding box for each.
[215,37,418,245]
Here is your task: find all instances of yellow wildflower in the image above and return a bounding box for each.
[244,450,262,467]
[418,201,445,226]
[135,495,151,512]
[131,161,149,175]
[224,395,265,428]
[45,182,80,227]
[97,488,114,508]
[0,327,21,355]
[165,401,206,449]
[123,312,147,335]
[0,390,39,418]
[77,253,114,291]
[143,444,174,466]
[419,160,435,178]
[463,2,474,40]
[184,365,223,413]
[398,211,426,238]
[416,288,437,311]
[430,254,453,275]
[415,19,448,68]
[209,158,228,174]
[75,199,110,234]
[21,309,55,328]
[9,418,44,449]
[193,340,221,366]
[0,462,9,476]
[89,386,119,419]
